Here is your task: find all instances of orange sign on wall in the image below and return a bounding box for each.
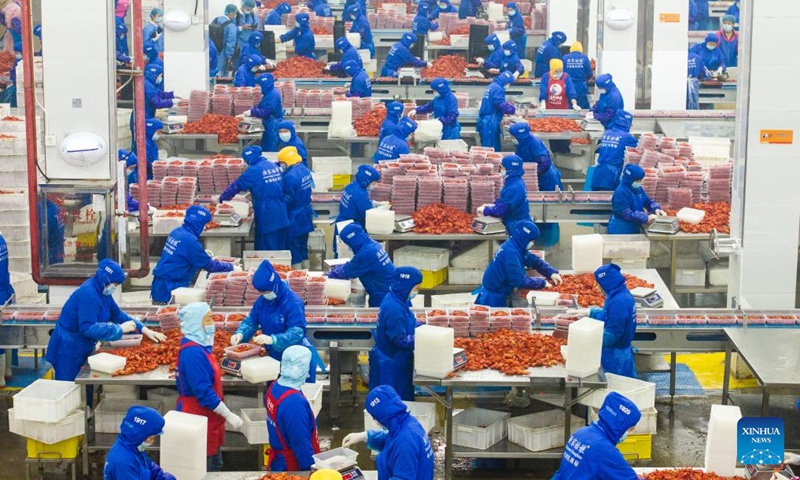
[658,13,680,23]
[760,130,794,145]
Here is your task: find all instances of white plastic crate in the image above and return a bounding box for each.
[0,191,29,209]
[313,447,358,469]
[507,410,584,452]
[676,257,706,287]
[0,209,29,225]
[301,383,323,418]
[449,34,469,47]
[240,408,268,444]
[394,246,450,271]
[312,156,352,175]
[610,258,648,270]
[9,256,31,273]
[436,139,468,152]
[146,387,179,408]
[13,380,81,423]
[452,408,510,450]
[312,172,333,193]
[224,394,259,431]
[589,406,657,435]
[8,408,85,444]
[709,263,729,286]
[430,292,477,308]
[364,401,437,434]
[601,235,650,259]
[447,268,483,285]
[95,399,164,434]
[243,250,292,270]
[2,224,32,242]
[578,373,656,411]
[152,214,184,235]
[315,34,334,48]
[10,271,37,297]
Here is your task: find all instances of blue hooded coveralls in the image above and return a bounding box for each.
[130,64,172,143]
[609,164,661,235]
[563,50,593,108]
[726,1,739,26]
[686,52,706,110]
[277,120,309,166]
[349,6,375,58]
[370,267,423,400]
[0,235,13,358]
[144,41,163,70]
[381,33,427,77]
[374,117,416,162]
[209,39,219,78]
[591,110,637,191]
[509,122,563,192]
[234,54,262,87]
[482,155,532,234]
[476,221,558,307]
[552,392,641,480]
[329,36,363,75]
[337,164,380,227]
[415,78,461,140]
[534,31,566,78]
[150,206,235,303]
[46,260,142,381]
[431,0,457,19]
[482,34,504,71]
[129,118,163,185]
[220,145,290,250]
[458,0,482,19]
[282,159,315,264]
[477,71,516,151]
[589,264,638,378]
[499,40,525,77]
[309,0,333,17]
[213,14,239,76]
[590,74,625,129]
[234,261,317,381]
[506,2,526,57]
[692,0,709,30]
[266,3,292,26]
[252,74,284,152]
[690,33,726,72]
[345,60,372,98]
[237,31,265,67]
[116,19,132,64]
[378,101,404,141]
[104,406,175,480]
[412,3,439,36]
[365,386,435,480]
[280,14,316,59]
[328,223,395,307]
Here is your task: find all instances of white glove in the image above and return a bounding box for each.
[240,109,252,118]
[120,321,138,333]
[512,71,520,80]
[342,431,368,448]
[477,204,493,216]
[142,327,167,343]
[265,59,276,67]
[407,109,416,118]
[205,249,214,258]
[655,209,667,217]
[232,265,243,272]
[784,452,800,464]
[253,334,274,346]
[230,333,243,346]
[647,214,657,225]
[539,102,546,112]
[584,111,594,120]
[426,62,433,68]
[550,273,563,286]
[572,103,581,111]
[475,57,484,65]
[566,308,590,317]
[372,200,390,208]
[213,402,243,429]
[148,205,157,215]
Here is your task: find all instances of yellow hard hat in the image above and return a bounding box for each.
[550,58,564,71]
[277,146,302,167]
[570,41,583,53]
[310,469,344,480]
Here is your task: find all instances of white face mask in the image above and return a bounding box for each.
[433,91,440,98]
[619,431,630,444]
[103,285,118,296]
[552,72,562,79]
[487,44,495,51]
[632,181,642,189]
[503,49,512,56]
[599,88,607,94]
[706,44,716,51]
[279,132,291,142]
[507,10,516,16]
[263,292,277,301]
[526,241,534,250]
[723,24,733,33]
[511,138,519,145]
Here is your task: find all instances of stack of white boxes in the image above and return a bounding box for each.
[704,404,742,476]
[8,379,84,449]
[161,410,208,479]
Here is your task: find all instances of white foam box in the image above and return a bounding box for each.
[589,406,657,435]
[601,234,650,259]
[507,410,584,452]
[430,292,477,308]
[365,208,394,235]
[8,408,85,444]
[364,401,437,433]
[704,404,741,477]
[572,234,603,274]
[452,408,510,450]
[311,156,352,175]
[161,410,207,476]
[449,34,469,47]
[414,325,454,378]
[394,245,450,271]
[240,408,268,444]
[95,399,164,434]
[448,267,483,285]
[566,317,603,378]
[87,353,127,375]
[578,373,656,411]
[675,257,706,287]
[708,262,729,287]
[608,258,647,270]
[13,380,81,423]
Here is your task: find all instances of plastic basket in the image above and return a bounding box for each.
[312,156,352,175]
[430,292,477,308]
[26,435,82,459]
[507,410,584,452]
[452,408,510,450]
[240,408,268,444]
[394,246,450,271]
[13,380,81,423]
[447,268,483,285]
[617,433,652,460]
[312,447,358,470]
[95,399,164,434]
[9,408,85,445]
[420,268,447,289]
[578,374,656,410]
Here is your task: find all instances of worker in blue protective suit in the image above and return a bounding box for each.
[33,24,42,56]
[0,234,13,388]
[279,13,316,59]
[431,0,457,19]
[237,0,259,47]
[688,0,698,28]
[220,145,290,250]
[134,64,173,134]
[608,164,667,235]
[563,42,593,109]
[373,117,417,163]
[690,32,726,74]
[46,260,166,381]
[726,0,739,27]
[143,41,163,70]
[125,119,161,186]
[266,346,320,472]
[209,39,219,78]
[378,101,404,141]
[39,197,65,266]
[568,264,639,378]
[104,406,175,480]
[476,34,504,71]
[476,221,561,307]
[348,5,375,58]
[336,164,382,227]
[478,155,531,233]
[234,54,264,87]
[534,31,566,78]
[276,120,308,166]
[345,59,372,98]
[509,122,562,191]
[459,0,482,19]
[237,31,266,68]
[244,73,284,152]
[278,147,314,268]
[381,33,429,77]
[213,5,240,76]
[115,18,132,65]
[143,8,164,53]
[328,223,395,307]
[150,206,236,304]
[326,36,362,75]
[592,110,637,191]
[505,2,526,57]
[552,391,641,480]
[409,77,460,140]
[231,260,318,381]
[587,73,624,129]
[342,386,434,480]
[717,15,738,67]
[266,3,292,25]
[477,71,516,151]
[692,0,709,30]
[369,267,423,400]
[176,303,243,472]
[308,0,333,17]
[498,40,525,79]
[686,51,706,110]
[412,3,439,36]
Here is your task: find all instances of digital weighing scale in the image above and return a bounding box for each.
[312,462,365,480]
[580,118,604,132]
[453,347,468,371]
[472,216,506,235]
[464,67,485,78]
[220,357,243,376]
[745,463,795,480]
[162,121,184,134]
[394,214,415,233]
[647,216,680,234]
[212,212,242,227]
[631,286,664,308]
[238,118,264,134]
[397,68,422,84]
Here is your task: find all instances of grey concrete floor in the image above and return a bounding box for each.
[2,387,798,479]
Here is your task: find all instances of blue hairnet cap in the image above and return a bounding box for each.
[595,262,625,293]
[340,222,369,250]
[623,163,645,182]
[120,406,165,445]
[97,259,126,286]
[242,145,263,165]
[252,31,264,42]
[277,2,292,14]
[705,32,719,43]
[507,2,517,9]
[502,40,516,51]
[356,164,380,185]
[225,4,239,14]
[598,391,642,440]
[185,205,212,227]
[722,14,736,24]
[485,34,498,46]
[596,73,613,88]
[501,154,523,172]
[279,345,312,387]
[431,77,450,94]
[335,36,352,51]
[386,101,404,115]
[257,73,275,89]
[552,31,567,44]
[243,0,257,8]
[343,59,361,76]
[401,32,416,47]
[150,7,163,16]
[366,385,408,428]
[252,260,281,292]
[297,12,310,22]
[418,2,429,13]
[512,220,540,245]
[509,122,530,139]
[497,71,515,85]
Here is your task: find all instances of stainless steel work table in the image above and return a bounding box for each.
[722,328,800,416]
[415,366,607,480]
[202,472,378,479]
[129,218,254,256]
[645,230,729,296]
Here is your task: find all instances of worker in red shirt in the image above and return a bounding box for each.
[538,58,580,154]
